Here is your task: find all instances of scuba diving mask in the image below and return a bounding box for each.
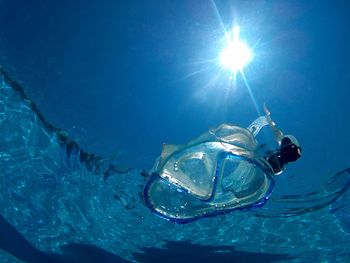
[144,107,301,223]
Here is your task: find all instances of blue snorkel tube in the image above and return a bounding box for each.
[144,107,301,223]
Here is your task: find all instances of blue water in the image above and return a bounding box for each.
[1,0,350,262]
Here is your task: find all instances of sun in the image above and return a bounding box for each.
[219,26,253,75]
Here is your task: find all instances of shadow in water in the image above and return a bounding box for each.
[133,240,296,263]
[0,214,296,262]
[57,243,129,263]
[0,214,54,262]
[0,214,129,263]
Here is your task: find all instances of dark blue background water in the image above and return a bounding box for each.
[1,0,350,173]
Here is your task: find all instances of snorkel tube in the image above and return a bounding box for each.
[144,106,301,223]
